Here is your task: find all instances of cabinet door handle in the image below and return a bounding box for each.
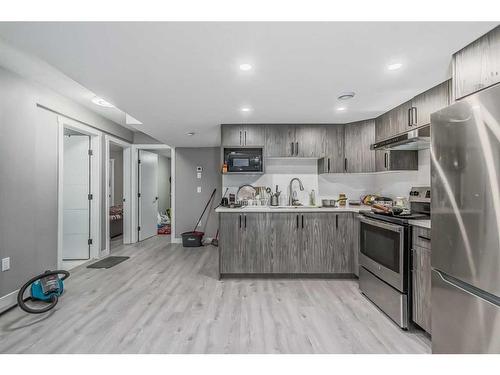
[408,108,412,127]
[291,142,294,156]
[239,214,242,229]
[327,158,331,173]
[301,215,304,229]
[239,131,242,145]
[244,214,247,229]
[418,235,431,242]
[244,131,247,145]
[295,142,299,156]
[336,215,338,229]
[413,107,418,126]
[296,214,299,229]
[344,158,348,172]
[384,152,388,169]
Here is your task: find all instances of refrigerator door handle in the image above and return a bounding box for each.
[434,269,500,307]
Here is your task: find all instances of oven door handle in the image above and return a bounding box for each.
[359,216,403,233]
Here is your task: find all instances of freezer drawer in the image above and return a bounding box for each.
[432,270,500,354]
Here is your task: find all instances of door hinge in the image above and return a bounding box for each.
[88,193,93,200]
[137,193,141,198]
[88,149,93,156]
[138,159,141,164]
[88,238,93,245]
[138,226,141,231]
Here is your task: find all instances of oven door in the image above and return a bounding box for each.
[359,216,405,292]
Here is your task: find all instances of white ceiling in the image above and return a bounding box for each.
[0,22,497,147]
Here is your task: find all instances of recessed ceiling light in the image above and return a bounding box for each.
[239,63,253,71]
[387,63,403,71]
[241,107,252,112]
[91,96,114,108]
[186,132,195,136]
[336,107,346,112]
[337,92,356,100]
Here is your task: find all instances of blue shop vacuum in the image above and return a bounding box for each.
[17,270,70,314]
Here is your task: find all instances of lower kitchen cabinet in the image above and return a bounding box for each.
[219,212,357,276]
[412,227,432,334]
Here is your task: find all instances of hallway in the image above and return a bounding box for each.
[0,236,430,354]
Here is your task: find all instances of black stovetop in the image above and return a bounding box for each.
[360,210,430,226]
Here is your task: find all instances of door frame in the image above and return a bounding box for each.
[109,158,115,206]
[131,144,175,243]
[103,135,133,256]
[57,116,102,269]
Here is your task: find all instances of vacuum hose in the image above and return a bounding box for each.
[17,270,70,314]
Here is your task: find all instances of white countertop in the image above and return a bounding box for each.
[408,219,431,229]
[215,204,372,213]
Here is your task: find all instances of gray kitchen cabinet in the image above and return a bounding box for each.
[344,120,376,173]
[332,213,355,273]
[319,124,345,173]
[453,26,500,100]
[412,226,432,333]
[410,81,450,128]
[375,150,418,172]
[412,246,432,334]
[219,213,243,274]
[269,213,301,273]
[219,212,357,275]
[221,124,265,146]
[375,101,412,141]
[264,125,296,157]
[294,125,326,158]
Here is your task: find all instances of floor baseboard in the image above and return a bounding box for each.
[0,290,18,314]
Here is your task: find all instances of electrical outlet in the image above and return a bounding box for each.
[197,186,202,193]
[197,172,202,179]
[1,257,10,272]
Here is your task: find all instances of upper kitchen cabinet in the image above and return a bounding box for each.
[265,125,324,158]
[375,150,418,172]
[410,80,450,128]
[264,125,296,157]
[344,120,376,173]
[221,124,265,146]
[453,26,500,100]
[375,100,412,141]
[319,124,345,173]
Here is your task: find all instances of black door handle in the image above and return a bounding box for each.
[244,214,247,229]
[384,152,388,169]
[344,158,348,172]
[336,215,338,229]
[327,158,331,173]
[239,214,242,229]
[301,215,304,229]
[295,142,299,156]
[296,214,299,229]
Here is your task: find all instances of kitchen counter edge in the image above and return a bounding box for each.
[215,205,372,213]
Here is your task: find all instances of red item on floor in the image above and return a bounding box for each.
[158,224,171,235]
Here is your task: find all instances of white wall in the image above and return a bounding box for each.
[223,149,431,204]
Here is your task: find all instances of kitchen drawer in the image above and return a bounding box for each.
[412,226,431,250]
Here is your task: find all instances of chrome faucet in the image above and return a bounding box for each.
[288,177,305,206]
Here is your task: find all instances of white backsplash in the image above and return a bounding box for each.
[223,149,430,204]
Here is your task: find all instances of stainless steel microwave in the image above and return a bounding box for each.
[223,147,263,173]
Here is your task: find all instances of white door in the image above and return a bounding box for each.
[63,134,91,260]
[138,150,158,241]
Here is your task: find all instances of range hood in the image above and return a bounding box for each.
[371,125,430,151]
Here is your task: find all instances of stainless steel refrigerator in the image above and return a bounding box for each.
[431,83,500,354]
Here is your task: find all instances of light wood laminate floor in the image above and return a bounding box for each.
[0,236,430,354]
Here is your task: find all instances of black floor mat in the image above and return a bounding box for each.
[87,256,129,269]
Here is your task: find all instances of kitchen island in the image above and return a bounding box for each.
[216,204,371,278]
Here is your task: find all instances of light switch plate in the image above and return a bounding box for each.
[1,257,10,272]
[197,186,202,193]
[197,172,202,179]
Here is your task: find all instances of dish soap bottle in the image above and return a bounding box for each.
[309,189,316,206]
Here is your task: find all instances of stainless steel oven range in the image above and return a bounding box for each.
[358,186,430,329]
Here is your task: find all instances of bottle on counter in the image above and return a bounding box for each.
[309,189,316,206]
[339,193,347,206]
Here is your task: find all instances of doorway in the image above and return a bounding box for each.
[57,117,101,270]
[104,135,132,256]
[131,145,174,243]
